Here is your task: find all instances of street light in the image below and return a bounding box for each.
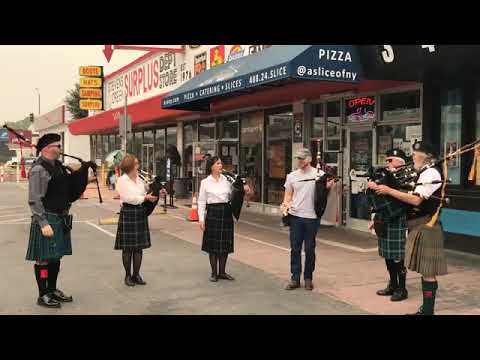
[34,88,40,115]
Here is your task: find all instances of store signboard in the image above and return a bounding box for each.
[346,96,376,122]
[34,105,65,131]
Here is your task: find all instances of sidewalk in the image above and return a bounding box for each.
[90,188,480,315]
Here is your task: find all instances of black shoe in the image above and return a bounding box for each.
[305,280,314,291]
[209,273,218,282]
[124,276,135,286]
[285,280,301,290]
[376,282,396,296]
[406,306,425,315]
[391,288,408,302]
[218,273,235,281]
[132,275,147,285]
[50,289,73,303]
[37,294,61,308]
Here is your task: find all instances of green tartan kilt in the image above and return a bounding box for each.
[25,213,73,262]
[405,216,448,277]
[376,216,407,260]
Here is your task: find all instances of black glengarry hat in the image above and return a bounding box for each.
[386,148,408,162]
[412,140,436,157]
[36,133,61,155]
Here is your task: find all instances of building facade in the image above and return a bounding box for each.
[68,45,480,254]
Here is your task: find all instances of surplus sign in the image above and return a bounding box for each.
[79,66,104,110]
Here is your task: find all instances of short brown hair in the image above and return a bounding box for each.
[120,154,137,174]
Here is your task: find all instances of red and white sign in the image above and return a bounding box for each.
[34,106,65,131]
[8,130,32,149]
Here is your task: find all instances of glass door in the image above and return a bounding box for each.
[346,128,373,230]
[141,144,154,175]
[192,140,216,193]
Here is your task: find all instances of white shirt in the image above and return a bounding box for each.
[414,167,442,199]
[116,173,148,205]
[284,166,324,219]
[198,174,232,222]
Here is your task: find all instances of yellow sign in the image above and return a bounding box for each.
[80,88,103,99]
[79,66,103,77]
[80,77,102,88]
[80,99,103,110]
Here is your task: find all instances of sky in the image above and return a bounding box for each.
[0,45,147,124]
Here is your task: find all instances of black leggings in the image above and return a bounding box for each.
[209,253,229,275]
[122,249,143,277]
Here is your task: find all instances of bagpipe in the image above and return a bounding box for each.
[3,125,103,203]
[138,170,168,216]
[222,170,246,221]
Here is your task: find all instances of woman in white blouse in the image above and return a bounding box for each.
[114,154,158,287]
[198,156,250,282]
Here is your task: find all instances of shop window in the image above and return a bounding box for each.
[102,135,110,160]
[126,132,133,154]
[134,132,142,161]
[155,129,166,179]
[327,101,341,151]
[199,120,215,142]
[381,91,420,121]
[217,115,239,140]
[240,111,263,203]
[166,127,179,178]
[95,135,102,160]
[143,130,154,145]
[115,134,121,150]
[183,122,197,179]
[109,135,115,154]
[312,103,324,139]
[266,108,292,205]
[440,88,462,185]
[377,124,421,164]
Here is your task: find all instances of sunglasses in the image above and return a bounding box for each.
[385,159,394,163]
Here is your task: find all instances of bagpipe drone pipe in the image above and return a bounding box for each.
[222,170,246,221]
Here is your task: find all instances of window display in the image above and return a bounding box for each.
[381,91,421,121]
[440,88,462,185]
[240,111,263,203]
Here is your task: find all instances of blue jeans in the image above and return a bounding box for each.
[289,215,320,281]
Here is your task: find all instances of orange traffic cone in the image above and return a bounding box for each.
[187,194,199,222]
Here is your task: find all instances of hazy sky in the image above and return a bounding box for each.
[0,45,146,124]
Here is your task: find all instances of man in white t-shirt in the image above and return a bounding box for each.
[282,148,335,291]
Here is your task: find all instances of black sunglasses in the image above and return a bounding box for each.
[385,159,394,163]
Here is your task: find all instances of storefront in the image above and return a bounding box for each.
[69,44,480,253]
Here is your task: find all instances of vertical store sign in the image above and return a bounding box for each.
[79,66,104,110]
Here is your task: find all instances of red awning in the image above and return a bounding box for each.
[68,93,190,135]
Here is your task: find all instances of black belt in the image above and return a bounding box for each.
[207,203,230,208]
[122,203,142,208]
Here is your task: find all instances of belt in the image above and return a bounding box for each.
[122,203,142,208]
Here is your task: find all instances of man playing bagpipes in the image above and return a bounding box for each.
[372,142,447,315]
[367,149,409,302]
[26,133,97,308]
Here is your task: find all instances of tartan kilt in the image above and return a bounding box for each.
[375,214,407,260]
[405,216,448,277]
[26,213,73,262]
[114,203,151,250]
[202,203,234,254]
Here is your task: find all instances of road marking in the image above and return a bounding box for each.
[235,233,291,253]
[0,206,26,211]
[166,212,377,253]
[86,221,116,238]
[0,212,29,218]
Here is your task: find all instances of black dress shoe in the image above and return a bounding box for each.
[304,280,314,291]
[50,289,73,303]
[285,280,301,290]
[406,307,425,315]
[209,274,218,282]
[376,282,396,296]
[132,275,147,285]
[37,294,61,308]
[218,273,235,281]
[391,288,408,302]
[125,276,135,286]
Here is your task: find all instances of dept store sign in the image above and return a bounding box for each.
[105,52,185,109]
